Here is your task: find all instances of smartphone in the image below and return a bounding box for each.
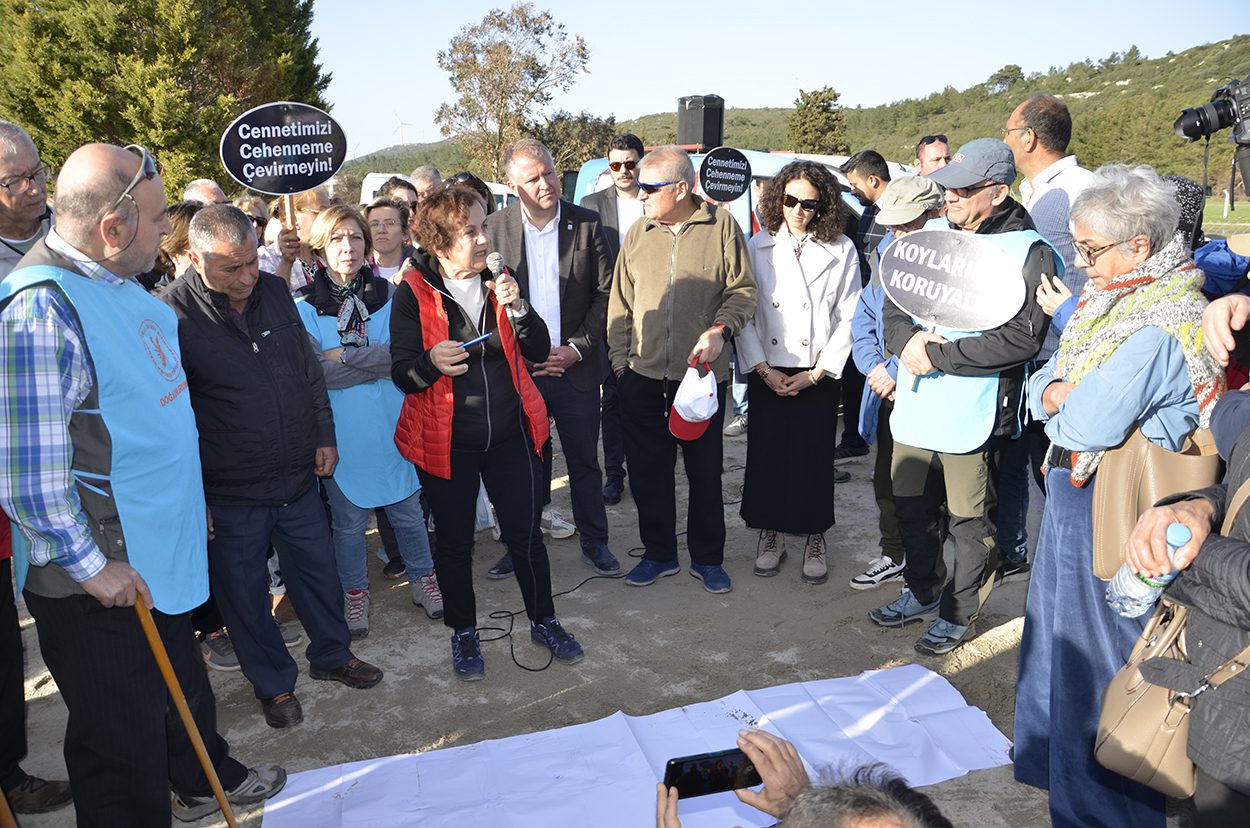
[662,747,762,799]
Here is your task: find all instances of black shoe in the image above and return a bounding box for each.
[487,552,515,580]
[834,468,851,484]
[3,773,72,814]
[309,657,383,689]
[382,557,407,579]
[835,442,870,460]
[602,477,625,505]
[996,558,1032,584]
[260,692,304,728]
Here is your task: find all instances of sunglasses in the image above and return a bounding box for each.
[608,160,637,172]
[637,180,675,195]
[919,134,948,146]
[248,215,267,230]
[947,181,1001,199]
[782,193,820,212]
[108,145,157,214]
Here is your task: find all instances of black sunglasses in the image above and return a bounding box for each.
[249,214,267,229]
[637,180,675,194]
[108,144,157,214]
[608,160,637,172]
[782,193,820,212]
[919,134,948,146]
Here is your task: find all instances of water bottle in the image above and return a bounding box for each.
[1105,523,1192,618]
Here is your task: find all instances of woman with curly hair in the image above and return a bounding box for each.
[736,161,861,584]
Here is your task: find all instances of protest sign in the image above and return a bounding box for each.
[219,102,346,196]
[698,147,751,203]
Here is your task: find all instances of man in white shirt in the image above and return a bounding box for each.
[485,139,619,578]
[0,121,53,282]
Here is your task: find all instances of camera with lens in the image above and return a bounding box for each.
[1175,74,1250,197]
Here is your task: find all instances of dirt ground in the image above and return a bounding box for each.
[16,429,1195,827]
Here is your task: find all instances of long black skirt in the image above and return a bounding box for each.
[739,367,839,534]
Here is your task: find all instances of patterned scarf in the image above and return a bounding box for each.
[1051,232,1224,484]
[320,267,371,347]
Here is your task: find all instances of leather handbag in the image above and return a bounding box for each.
[1090,427,1222,580]
[1094,477,1250,797]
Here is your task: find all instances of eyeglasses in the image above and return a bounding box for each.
[369,219,400,230]
[1001,126,1031,139]
[947,181,1001,199]
[782,193,820,212]
[0,163,52,192]
[107,145,156,214]
[1073,238,1130,263]
[918,134,948,146]
[608,160,637,172]
[248,215,267,229]
[637,180,675,195]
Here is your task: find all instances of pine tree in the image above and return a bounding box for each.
[787,87,848,155]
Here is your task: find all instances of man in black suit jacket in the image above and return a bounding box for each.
[579,134,646,504]
[485,138,619,578]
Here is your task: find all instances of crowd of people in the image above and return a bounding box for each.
[2,86,1250,827]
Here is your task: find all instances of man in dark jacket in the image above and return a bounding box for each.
[872,139,1053,655]
[162,205,381,729]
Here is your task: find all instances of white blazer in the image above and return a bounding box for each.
[737,225,862,378]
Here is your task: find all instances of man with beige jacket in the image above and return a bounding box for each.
[607,146,757,593]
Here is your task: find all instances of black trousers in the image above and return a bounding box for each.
[600,369,626,484]
[617,370,727,565]
[417,431,556,631]
[838,361,869,450]
[536,375,610,549]
[24,591,247,828]
[0,557,26,791]
[1195,765,1250,827]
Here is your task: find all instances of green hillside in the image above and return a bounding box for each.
[349,35,1250,193]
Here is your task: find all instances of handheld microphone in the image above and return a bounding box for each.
[486,251,506,279]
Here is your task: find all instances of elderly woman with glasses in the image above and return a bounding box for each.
[735,161,860,586]
[1013,164,1225,828]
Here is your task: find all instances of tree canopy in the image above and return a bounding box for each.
[788,87,849,155]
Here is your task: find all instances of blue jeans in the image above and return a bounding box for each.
[730,345,748,417]
[995,433,1031,562]
[323,478,434,592]
[1013,468,1164,828]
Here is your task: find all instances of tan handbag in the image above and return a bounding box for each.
[1090,427,1222,580]
[1094,478,1250,797]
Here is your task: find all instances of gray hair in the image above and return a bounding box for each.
[783,764,952,828]
[409,165,442,188]
[0,120,37,159]
[188,204,257,254]
[1070,164,1181,257]
[183,178,225,201]
[639,146,696,189]
[502,139,553,180]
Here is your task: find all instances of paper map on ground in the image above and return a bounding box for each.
[261,664,1011,827]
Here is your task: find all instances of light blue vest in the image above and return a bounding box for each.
[891,226,1062,454]
[296,298,419,507]
[1,266,208,613]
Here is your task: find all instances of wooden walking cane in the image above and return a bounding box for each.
[133,601,239,828]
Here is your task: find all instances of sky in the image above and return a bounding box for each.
[309,0,1248,162]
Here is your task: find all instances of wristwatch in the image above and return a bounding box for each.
[714,323,733,341]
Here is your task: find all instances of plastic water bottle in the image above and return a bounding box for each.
[1105,523,1192,618]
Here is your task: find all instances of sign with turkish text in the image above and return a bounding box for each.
[698,147,751,203]
[219,102,346,195]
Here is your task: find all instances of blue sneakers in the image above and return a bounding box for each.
[581,544,621,576]
[690,563,732,594]
[868,588,940,627]
[625,558,681,586]
[451,628,484,681]
[914,618,972,656]
[531,617,584,664]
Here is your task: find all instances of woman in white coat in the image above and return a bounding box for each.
[737,161,861,584]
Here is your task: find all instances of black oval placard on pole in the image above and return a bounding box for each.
[698,147,751,203]
[880,228,1026,331]
[219,102,347,195]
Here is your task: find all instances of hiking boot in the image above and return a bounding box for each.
[171,764,287,822]
[3,773,71,814]
[382,557,407,579]
[344,589,370,639]
[541,509,576,539]
[200,629,240,672]
[850,555,905,590]
[486,552,515,580]
[625,558,681,586]
[723,414,749,437]
[581,544,621,576]
[690,563,733,594]
[309,657,383,689]
[451,628,484,681]
[531,616,585,664]
[753,530,786,577]
[869,588,940,627]
[259,692,303,729]
[801,533,828,585]
[412,572,445,619]
[915,618,973,656]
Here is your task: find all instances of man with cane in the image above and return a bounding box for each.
[0,143,284,826]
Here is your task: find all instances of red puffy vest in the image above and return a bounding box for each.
[393,268,549,479]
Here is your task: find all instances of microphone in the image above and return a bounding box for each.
[486,251,506,278]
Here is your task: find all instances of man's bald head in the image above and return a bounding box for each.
[55,144,140,233]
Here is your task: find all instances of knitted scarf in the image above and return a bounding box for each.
[1052,232,1224,485]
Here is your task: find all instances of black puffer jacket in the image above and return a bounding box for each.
[160,268,335,506]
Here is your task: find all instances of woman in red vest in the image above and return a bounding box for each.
[390,184,585,681]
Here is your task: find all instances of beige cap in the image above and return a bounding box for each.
[1228,233,1250,258]
[875,175,945,226]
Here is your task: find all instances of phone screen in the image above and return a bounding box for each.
[663,747,763,799]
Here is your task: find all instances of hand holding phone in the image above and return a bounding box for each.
[662,746,763,799]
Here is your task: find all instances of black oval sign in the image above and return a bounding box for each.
[880,228,1026,331]
[219,102,347,196]
[698,146,751,203]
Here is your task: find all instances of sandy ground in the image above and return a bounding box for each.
[15,428,1196,827]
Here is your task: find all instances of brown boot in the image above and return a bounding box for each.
[753,530,786,577]
[801,533,828,585]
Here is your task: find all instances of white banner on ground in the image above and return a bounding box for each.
[261,664,1011,828]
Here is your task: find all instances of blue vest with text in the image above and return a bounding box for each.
[1,266,208,613]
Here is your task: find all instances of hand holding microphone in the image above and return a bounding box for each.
[485,251,524,313]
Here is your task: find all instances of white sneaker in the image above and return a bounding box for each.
[849,555,904,590]
[540,509,576,539]
[723,414,748,437]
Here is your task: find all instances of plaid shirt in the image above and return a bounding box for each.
[0,231,123,582]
